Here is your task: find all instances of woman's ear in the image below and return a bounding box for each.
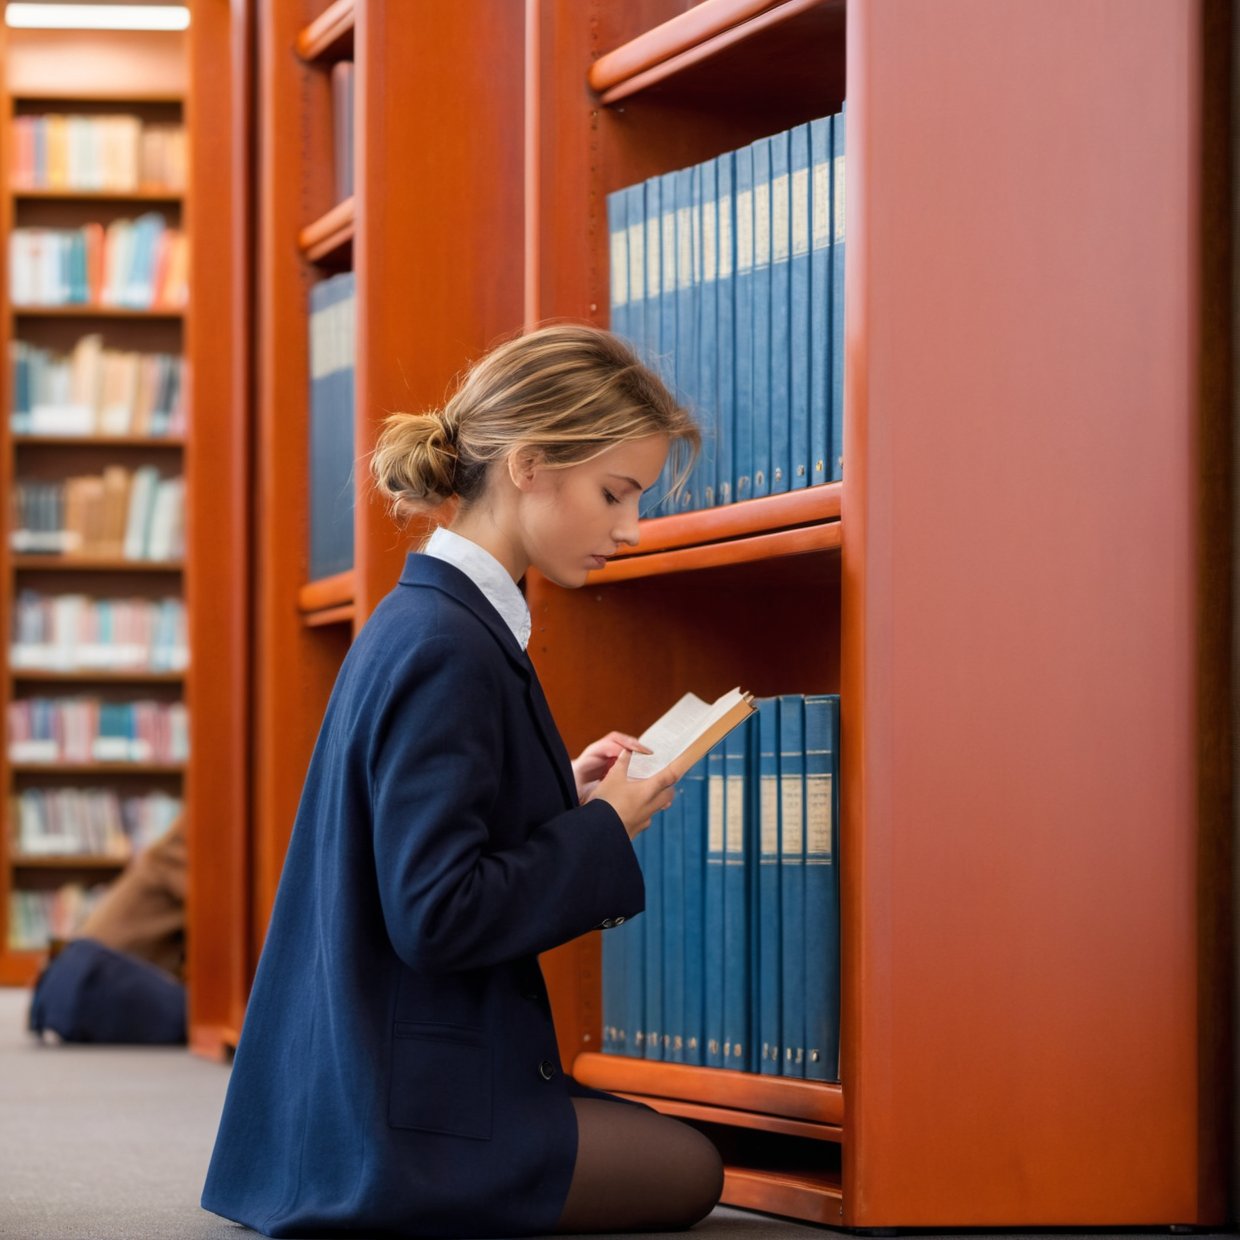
[507,445,543,492]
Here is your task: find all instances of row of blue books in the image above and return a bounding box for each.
[307,271,356,581]
[602,693,840,1080]
[608,109,845,517]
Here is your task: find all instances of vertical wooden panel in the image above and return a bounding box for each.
[845,0,1215,1223]
[185,0,254,1056]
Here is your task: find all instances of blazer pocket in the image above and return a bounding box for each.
[388,1023,492,1141]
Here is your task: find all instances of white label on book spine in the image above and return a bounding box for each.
[627,222,645,301]
[676,208,692,290]
[691,198,702,285]
[661,211,676,286]
[806,772,833,860]
[708,778,724,853]
[834,155,846,243]
[754,183,771,267]
[792,167,810,257]
[812,161,830,250]
[702,198,717,284]
[646,215,659,296]
[735,190,753,272]
[781,780,804,853]
[610,228,628,305]
[725,775,744,854]
[717,194,733,279]
[772,173,790,263]
[760,776,778,855]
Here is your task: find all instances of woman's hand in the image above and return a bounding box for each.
[592,748,679,841]
[572,731,652,802]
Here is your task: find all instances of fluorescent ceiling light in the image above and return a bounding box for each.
[6,4,190,29]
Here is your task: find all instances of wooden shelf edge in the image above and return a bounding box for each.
[589,0,834,104]
[298,570,355,613]
[13,435,185,448]
[12,670,186,683]
[627,484,841,557]
[12,188,184,203]
[296,0,355,63]
[11,92,184,105]
[588,521,840,582]
[722,1166,844,1226]
[8,762,186,775]
[298,197,356,263]
[11,854,129,869]
[573,1052,844,1126]
[12,305,185,319]
[613,1091,843,1143]
[0,952,44,987]
[12,557,185,573]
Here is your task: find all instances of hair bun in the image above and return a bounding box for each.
[370,410,459,510]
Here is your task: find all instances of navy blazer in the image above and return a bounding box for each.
[202,554,645,1238]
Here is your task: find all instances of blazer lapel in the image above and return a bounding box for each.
[399,554,578,809]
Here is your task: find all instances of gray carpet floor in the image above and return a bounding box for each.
[1,986,1235,1240]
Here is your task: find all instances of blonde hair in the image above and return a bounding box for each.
[370,323,700,519]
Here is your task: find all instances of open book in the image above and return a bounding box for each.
[627,687,755,780]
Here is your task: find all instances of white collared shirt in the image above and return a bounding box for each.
[422,526,532,652]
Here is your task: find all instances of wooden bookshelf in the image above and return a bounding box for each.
[521,0,1230,1230]
[0,15,250,1054]
[235,0,1231,1228]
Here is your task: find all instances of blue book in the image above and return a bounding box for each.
[804,693,841,1081]
[831,106,846,481]
[656,172,680,512]
[643,799,664,1061]
[778,694,806,1077]
[697,156,721,510]
[673,166,697,514]
[734,139,753,498]
[606,184,630,349]
[307,271,355,581]
[721,725,750,1071]
[750,136,773,498]
[809,116,831,488]
[622,833,647,1058]
[733,143,757,501]
[716,151,743,506]
[789,123,812,490]
[769,129,791,495]
[680,756,707,1066]
[662,774,685,1063]
[704,746,726,1068]
[756,697,782,1075]
[644,172,664,515]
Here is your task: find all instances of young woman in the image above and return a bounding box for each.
[202,324,725,1237]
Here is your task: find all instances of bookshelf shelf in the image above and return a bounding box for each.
[12,305,184,320]
[11,188,183,204]
[11,91,183,105]
[722,1166,843,1225]
[0,951,44,986]
[297,570,354,614]
[574,1052,843,1127]
[622,1094,842,1143]
[296,0,355,64]
[12,557,184,573]
[8,762,186,776]
[587,0,844,107]
[12,435,185,449]
[11,854,128,870]
[589,521,839,583]
[11,669,185,685]
[298,196,354,264]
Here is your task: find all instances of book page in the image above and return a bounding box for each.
[628,687,747,780]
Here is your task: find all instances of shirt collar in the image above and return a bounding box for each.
[421,526,531,652]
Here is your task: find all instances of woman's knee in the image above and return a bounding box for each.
[668,1122,725,1227]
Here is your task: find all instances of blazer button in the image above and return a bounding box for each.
[614,916,626,925]
[600,918,615,929]
[538,1060,556,1081]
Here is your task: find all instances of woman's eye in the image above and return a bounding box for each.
[603,489,619,506]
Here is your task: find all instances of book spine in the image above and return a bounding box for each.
[681,757,707,1065]
[663,773,685,1063]
[779,694,806,1077]
[803,693,840,1081]
[717,152,742,506]
[698,157,721,510]
[757,696,782,1074]
[606,184,628,345]
[790,122,812,490]
[734,144,757,500]
[831,106,847,481]
[704,746,726,1068]
[810,115,831,489]
[624,832,647,1058]
[675,167,697,512]
[770,127,792,495]
[643,793,664,1061]
[722,724,750,1070]
[750,137,773,498]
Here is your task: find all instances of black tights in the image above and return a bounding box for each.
[554,1099,725,1234]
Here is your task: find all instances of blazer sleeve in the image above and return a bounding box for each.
[368,634,645,975]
